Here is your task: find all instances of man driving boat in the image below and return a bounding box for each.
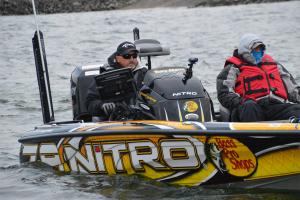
[86,41,147,121]
[217,33,300,122]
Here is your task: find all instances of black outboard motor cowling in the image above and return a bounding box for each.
[140,67,213,122]
[71,64,103,121]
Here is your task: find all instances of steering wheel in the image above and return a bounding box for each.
[108,102,156,121]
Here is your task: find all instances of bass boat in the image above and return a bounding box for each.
[19,2,300,190]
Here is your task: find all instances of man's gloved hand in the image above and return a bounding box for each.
[101,102,116,116]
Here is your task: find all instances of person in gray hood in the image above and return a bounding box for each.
[86,41,147,121]
[217,33,300,122]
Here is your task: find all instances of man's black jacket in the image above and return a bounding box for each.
[85,53,147,118]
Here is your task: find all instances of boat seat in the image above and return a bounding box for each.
[134,39,170,57]
[70,64,103,121]
[219,104,231,122]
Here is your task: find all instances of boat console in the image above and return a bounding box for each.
[95,68,137,102]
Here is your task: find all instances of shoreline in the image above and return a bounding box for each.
[0,0,293,16]
[123,0,291,9]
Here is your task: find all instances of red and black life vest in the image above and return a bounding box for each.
[225,54,288,101]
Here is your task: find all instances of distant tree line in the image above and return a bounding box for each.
[0,0,137,15]
[0,0,292,15]
[194,0,290,7]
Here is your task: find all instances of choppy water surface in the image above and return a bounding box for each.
[0,1,300,199]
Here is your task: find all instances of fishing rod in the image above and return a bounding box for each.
[31,0,55,123]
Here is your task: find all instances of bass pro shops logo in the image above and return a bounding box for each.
[208,137,257,177]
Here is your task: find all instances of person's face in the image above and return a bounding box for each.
[115,51,138,70]
[252,45,264,52]
[253,46,261,52]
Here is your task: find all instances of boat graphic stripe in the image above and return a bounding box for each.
[177,101,183,122]
[255,142,300,156]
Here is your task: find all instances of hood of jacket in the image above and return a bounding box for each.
[237,33,265,64]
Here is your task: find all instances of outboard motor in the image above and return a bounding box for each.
[70,64,103,121]
[139,60,214,122]
[133,35,214,122]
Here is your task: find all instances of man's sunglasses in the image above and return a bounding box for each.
[122,53,138,59]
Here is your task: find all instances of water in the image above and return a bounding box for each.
[1,1,300,199]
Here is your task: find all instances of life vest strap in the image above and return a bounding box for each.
[261,62,277,65]
[244,75,263,83]
[245,88,268,95]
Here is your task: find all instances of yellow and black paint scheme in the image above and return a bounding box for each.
[19,120,300,187]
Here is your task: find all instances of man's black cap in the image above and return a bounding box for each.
[116,41,139,55]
